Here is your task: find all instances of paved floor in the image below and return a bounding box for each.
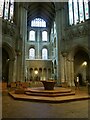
[1,88,90,119]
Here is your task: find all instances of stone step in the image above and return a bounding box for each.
[25,91,75,97]
[26,87,72,94]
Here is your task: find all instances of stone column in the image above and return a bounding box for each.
[13,2,22,82]
[55,5,62,84]
[67,60,71,86]
[14,3,27,82]
[47,69,48,80]
[13,2,20,29]
[60,55,65,83]
[19,5,27,82]
[8,59,14,83]
[62,52,68,83]
[12,56,17,82]
[55,3,68,85]
[71,59,74,86]
[67,58,74,87]
[15,51,22,82]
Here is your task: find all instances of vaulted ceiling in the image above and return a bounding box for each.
[27,2,56,27]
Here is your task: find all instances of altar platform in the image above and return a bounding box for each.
[8,87,90,103]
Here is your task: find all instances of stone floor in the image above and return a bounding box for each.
[1,86,90,119]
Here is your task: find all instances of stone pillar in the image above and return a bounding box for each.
[67,58,74,87]
[67,60,71,86]
[13,2,20,29]
[65,56,67,82]
[71,59,74,86]
[60,55,65,83]
[12,57,17,82]
[55,5,62,84]
[16,52,22,82]
[19,5,27,82]
[14,3,27,82]
[55,3,68,85]
[61,52,68,83]
[47,69,48,80]
[64,2,69,27]
[8,59,14,83]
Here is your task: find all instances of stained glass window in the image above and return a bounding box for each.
[42,31,47,41]
[42,48,48,59]
[4,0,9,19]
[0,0,14,21]
[31,18,46,27]
[0,0,4,17]
[79,0,84,22]
[68,0,89,25]
[84,0,89,19]
[73,0,79,24]
[29,30,35,41]
[68,0,73,25]
[10,0,14,20]
[29,48,35,59]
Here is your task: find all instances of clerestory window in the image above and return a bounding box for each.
[0,0,14,22]
[68,0,89,25]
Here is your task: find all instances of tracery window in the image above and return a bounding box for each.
[42,48,48,59]
[29,48,35,59]
[68,0,89,25]
[31,18,46,27]
[29,30,35,41]
[0,0,14,21]
[42,31,47,41]
[0,0,4,17]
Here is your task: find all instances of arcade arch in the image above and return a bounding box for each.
[74,49,89,86]
[2,43,15,84]
[67,46,90,86]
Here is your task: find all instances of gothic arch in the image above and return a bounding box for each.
[68,45,89,59]
[68,45,90,86]
[2,42,15,83]
[2,42,15,60]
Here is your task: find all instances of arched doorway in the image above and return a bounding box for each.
[74,49,89,86]
[2,48,9,83]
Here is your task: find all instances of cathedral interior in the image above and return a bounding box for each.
[1,0,90,119]
[2,1,90,87]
